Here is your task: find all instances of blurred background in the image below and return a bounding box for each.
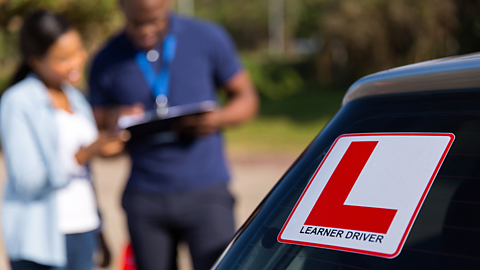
[2,0,480,153]
[1,0,480,269]
[3,0,480,152]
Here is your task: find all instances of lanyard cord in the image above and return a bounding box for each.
[134,34,177,106]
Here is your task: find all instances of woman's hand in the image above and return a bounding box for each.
[75,130,130,164]
[97,131,130,157]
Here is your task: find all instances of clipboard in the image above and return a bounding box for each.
[118,100,217,143]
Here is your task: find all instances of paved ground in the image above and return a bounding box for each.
[0,150,299,270]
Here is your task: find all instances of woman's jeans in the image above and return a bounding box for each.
[10,230,97,270]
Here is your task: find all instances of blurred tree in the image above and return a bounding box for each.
[0,0,123,60]
[196,0,269,49]
[2,0,480,93]
[456,0,480,54]
[0,0,123,90]
[295,0,462,85]
[292,0,480,85]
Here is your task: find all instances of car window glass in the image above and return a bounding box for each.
[216,90,480,270]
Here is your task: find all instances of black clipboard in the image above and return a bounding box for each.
[118,100,217,143]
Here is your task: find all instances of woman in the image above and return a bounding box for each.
[0,11,126,270]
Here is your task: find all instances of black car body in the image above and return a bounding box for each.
[213,53,480,269]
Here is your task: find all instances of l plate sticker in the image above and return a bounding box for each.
[278,133,454,258]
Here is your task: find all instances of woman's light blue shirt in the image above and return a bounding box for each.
[0,75,96,267]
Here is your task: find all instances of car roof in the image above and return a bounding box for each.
[342,52,480,105]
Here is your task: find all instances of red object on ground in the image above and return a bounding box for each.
[121,243,137,270]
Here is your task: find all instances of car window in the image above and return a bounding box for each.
[215,90,480,270]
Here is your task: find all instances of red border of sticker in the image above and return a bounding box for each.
[277,132,455,259]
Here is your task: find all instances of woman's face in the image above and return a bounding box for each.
[31,29,87,87]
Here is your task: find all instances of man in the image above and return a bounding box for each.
[88,0,258,269]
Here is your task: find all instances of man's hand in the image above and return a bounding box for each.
[174,109,223,137]
[120,103,145,117]
[94,103,145,132]
[97,131,131,157]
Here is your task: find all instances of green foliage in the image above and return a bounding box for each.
[0,0,123,55]
[195,0,269,49]
[226,88,346,153]
[197,0,480,89]
[3,0,479,152]
[2,0,480,94]
[296,0,480,85]
[0,68,10,90]
[243,55,305,100]
[0,0,123,91]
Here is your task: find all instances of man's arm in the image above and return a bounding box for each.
[176,69,258,136]
[93,70,258,136]
[219,70,258,126]
[93,107,110,131]
[93,106,118,132]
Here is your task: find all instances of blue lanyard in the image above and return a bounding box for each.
[134,34,177,107]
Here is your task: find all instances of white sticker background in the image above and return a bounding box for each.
[279,134,454,258]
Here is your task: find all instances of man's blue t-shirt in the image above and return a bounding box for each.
[89,13,241,193]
